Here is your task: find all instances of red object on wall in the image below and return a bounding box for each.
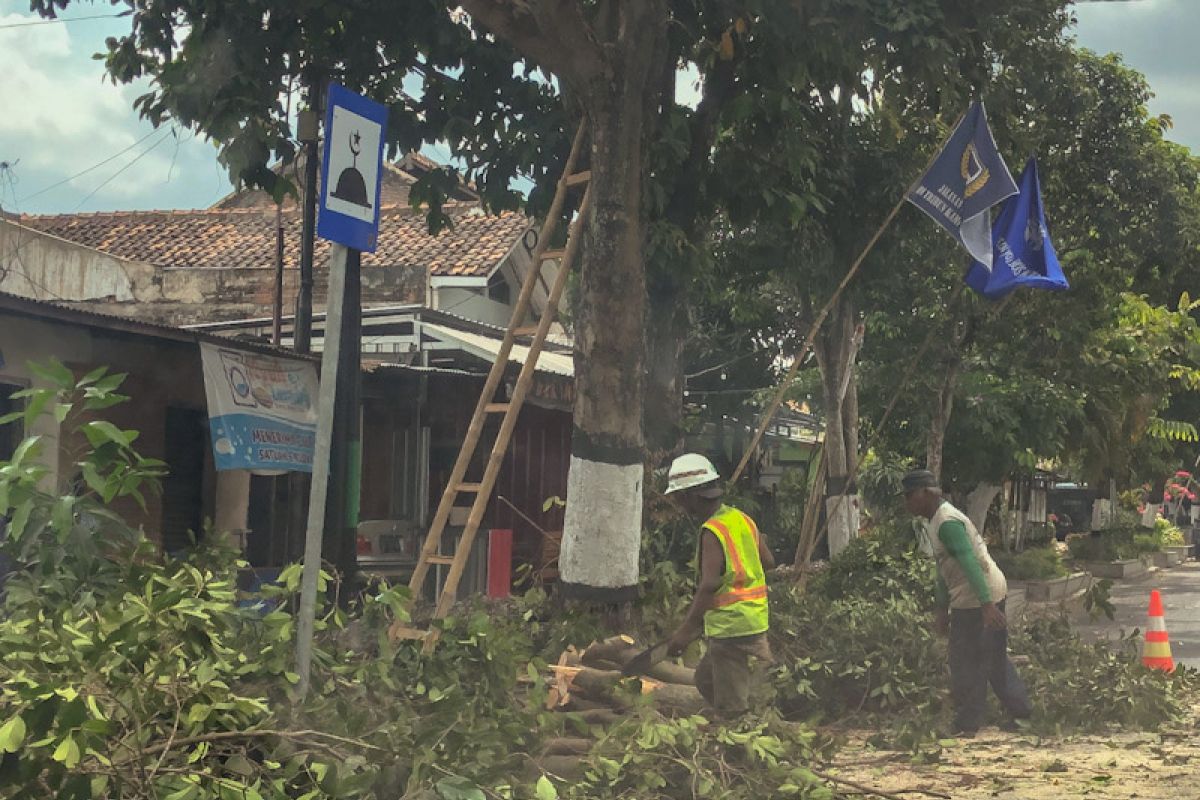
[487,529,513,598]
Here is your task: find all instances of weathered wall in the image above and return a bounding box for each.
[0,219,158,303]
[1,219,425,326]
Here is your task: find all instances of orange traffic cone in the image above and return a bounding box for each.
[1143,590,1175,672]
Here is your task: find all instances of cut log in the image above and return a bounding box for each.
[565,708,625,726]
[580,635,639,666]
[548,665,705,717]
[579,636,697,686]
[542,737,594,757]
[638,682,706,717]
[561,695,611,712]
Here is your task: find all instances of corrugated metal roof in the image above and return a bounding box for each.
[422,323,574,377]
[0,291,313,361]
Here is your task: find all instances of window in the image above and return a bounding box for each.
[0,382,22,463]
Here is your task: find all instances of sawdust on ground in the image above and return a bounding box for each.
[826,716,1200,799]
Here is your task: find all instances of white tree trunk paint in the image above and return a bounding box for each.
[1091,498,1113,531]
[560,456,643,589]
[825,494,860,557]
[966,483,1002,534]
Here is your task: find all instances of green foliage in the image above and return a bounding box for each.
[562,714,836,800]
[770,589,945,724]
[805,519,935,608]
[856,451,913,524]
[1012,617,1200,732]
[0,364,554,800]
[1067,529,1159,562]
[1153,517,1186,547]
[0,360,166,589]
[993,546,1068,581]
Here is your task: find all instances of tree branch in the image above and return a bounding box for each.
[112,728,385,766]
[456,0,606,92]
[665,44,738,231]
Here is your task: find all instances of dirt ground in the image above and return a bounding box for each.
[827,714,1200,799]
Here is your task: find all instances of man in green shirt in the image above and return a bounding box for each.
[902,469,1031,735]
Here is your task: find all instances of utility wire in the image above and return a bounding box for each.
[72,129,175,211]
[19,130,159,204]
[0,13,125,30]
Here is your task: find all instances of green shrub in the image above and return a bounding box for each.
[993,546,1068,580]
[1154,517,1186,547]
[1012,617,1200,731]
[1068,527,1160,561]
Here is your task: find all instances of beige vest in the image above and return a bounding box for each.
[928,502,1007,609]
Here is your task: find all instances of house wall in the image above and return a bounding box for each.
[433,286,515,328]
[1,220,426,327]
[0,219,157,303]
[0,310,229,547]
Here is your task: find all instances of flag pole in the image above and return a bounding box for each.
[730,115,964,484]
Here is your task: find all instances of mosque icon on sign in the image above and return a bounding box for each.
[332,130,371,209]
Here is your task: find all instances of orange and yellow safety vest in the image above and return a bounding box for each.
[700,505,769,638]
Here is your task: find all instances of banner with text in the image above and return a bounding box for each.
[200,344,319,472]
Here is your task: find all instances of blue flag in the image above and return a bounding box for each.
[907,101,1018,269]
[965,158,1068,300]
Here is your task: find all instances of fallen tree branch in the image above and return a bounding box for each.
[812,769,951,800]
[117,728,386,765]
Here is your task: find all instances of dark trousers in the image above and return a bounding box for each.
[949,600,1032,730]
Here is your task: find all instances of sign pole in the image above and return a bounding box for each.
[296,81,385,692]
[296,243,349,697]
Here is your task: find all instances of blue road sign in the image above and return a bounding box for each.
[317,83,389,252]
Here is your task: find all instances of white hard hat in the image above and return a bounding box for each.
[665,453,722,495]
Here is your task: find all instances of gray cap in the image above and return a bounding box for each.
[900,469,939,494]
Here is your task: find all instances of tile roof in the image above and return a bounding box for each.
[19,206,529,277]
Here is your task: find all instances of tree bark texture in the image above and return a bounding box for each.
[813,297,862,555]
[564,2,668,600]
[925,359,960,482]
[643,272,689,456]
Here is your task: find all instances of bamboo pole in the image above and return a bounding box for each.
[730,111,966,484]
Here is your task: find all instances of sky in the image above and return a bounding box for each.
[1,0,1197,216]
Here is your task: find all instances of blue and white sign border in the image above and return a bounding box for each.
[317,83,389,252]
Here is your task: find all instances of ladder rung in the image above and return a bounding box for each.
[541,248,566,261]
[426,554,456,566]
[485,403,511,413]
[512,325,539,336]
[390,625,431,641]
[565,170,591,187]
[456,483,483,492]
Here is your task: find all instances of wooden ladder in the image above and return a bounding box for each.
[390,123,591,652]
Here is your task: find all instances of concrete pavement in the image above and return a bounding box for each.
[1071,561,1200,667]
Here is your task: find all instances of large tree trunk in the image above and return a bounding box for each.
[813,298,862,556]
[966,482,1001,535]
[558,6,667,601]
[643,272,688,457]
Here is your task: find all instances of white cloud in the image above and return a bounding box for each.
[0,4,230,213]
[1073,0,1200,154]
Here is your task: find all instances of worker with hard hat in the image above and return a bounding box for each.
[664,453,774,717]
